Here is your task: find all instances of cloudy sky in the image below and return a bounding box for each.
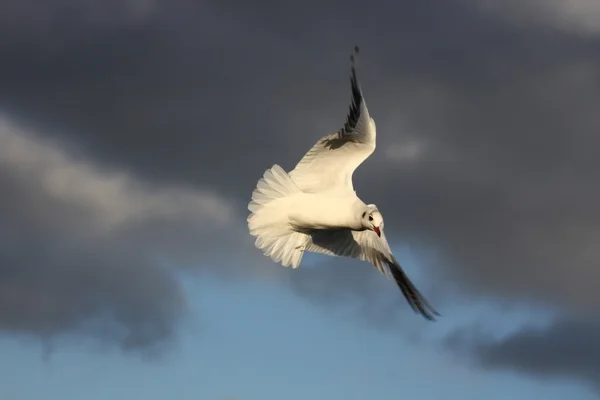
[2,0,600,398]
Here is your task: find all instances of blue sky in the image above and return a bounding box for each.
[1,257,596,400]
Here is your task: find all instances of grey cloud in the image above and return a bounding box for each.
[447,318,600,391]
[471,0,600,36]
[0,116,251,352]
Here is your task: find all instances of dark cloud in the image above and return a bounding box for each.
[446,318,600,391]
[2,0,600,389]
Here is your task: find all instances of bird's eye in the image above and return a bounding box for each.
[368,215,373,221]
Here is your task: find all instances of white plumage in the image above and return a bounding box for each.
[247,47,438,320]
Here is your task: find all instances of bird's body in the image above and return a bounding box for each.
[287,192,366,231]
[247,46,439,320]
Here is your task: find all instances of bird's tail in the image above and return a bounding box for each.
[247,164,307,268]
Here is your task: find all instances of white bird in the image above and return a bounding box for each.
[247,46,438,320]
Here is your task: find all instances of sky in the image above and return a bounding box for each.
[2,0,600,398]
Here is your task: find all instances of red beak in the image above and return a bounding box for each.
[373,226,381,237]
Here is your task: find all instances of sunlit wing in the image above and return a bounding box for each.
[288,47,376,194]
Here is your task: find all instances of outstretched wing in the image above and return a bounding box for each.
[288,46,376,194]
[304,228,439,321]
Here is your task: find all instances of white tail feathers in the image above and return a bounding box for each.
[247,165,307,268]
[248,164,299,212]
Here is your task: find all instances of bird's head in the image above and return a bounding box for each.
[361,204,384,237]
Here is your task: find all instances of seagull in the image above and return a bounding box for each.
[247,46,439,320]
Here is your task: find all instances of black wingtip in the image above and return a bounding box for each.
[422,308,441,321]
[413,294,440,321]
[410,301,439,322]
[343,45,363,133]
[386,258,440,321]
[350,45,360,65]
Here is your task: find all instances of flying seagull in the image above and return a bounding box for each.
[247,46,439,320]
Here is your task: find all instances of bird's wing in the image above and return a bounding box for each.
[288,47,376,194]
[304,228,439,320]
